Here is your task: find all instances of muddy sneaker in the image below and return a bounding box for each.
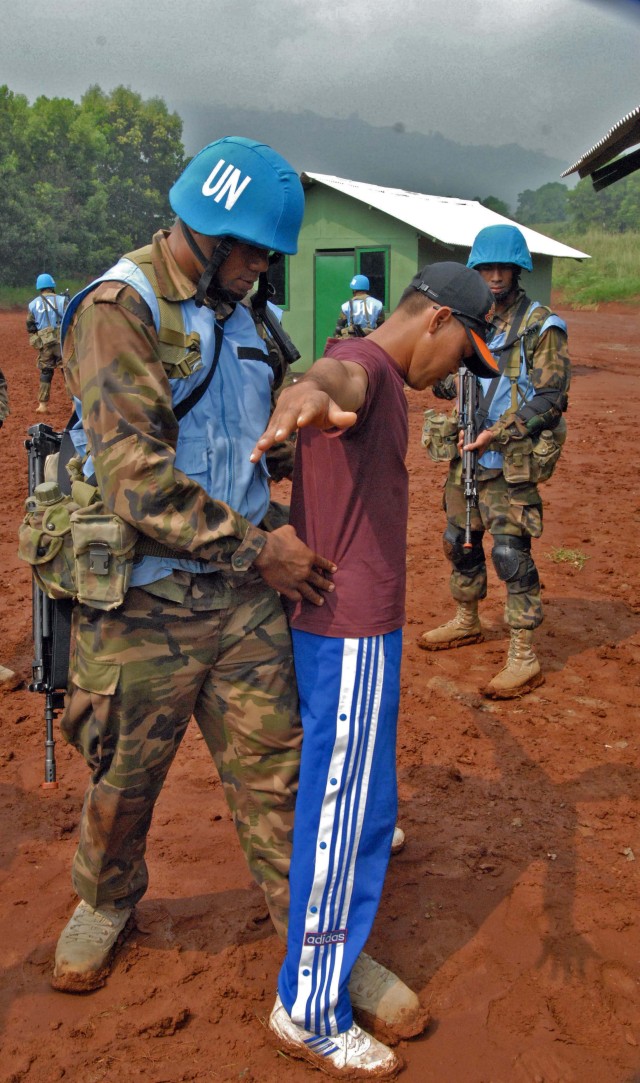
[36,402,48,414]
[482,628,544,699]
[348,953,429,1043]
[391,826,405,855]
[417,601,483,652]
[269,995,401,1078]
[51,900,134,992]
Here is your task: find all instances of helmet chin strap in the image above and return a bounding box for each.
[179,221,235,308]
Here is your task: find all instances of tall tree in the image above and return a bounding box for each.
[516,182,569,225]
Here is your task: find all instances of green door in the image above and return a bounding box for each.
[314,251,355,359]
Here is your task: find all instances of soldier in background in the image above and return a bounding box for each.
[419,225,571,698]
[26,273,68,413]
[335,274,385,338]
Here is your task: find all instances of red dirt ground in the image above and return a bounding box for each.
[0,304,639,1083]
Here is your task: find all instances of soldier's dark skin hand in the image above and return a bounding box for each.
[254,524,336,604]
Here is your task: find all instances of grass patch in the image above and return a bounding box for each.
[547,546,589,570]
[0,280,87,309]
[548,228,640,306]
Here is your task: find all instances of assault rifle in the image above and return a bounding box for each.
[457,366,479,550]
[24,423,73,788]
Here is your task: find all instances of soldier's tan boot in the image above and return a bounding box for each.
[482,628,544,699]
[51,900,135,992]
[417,601,483,652]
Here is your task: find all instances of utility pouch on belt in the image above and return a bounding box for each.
[502,436,534,484]
[531,417,567,483]
[30,326,59,350]
[71,503,138,611]
[18,481,80,601]
[421,409,459,462]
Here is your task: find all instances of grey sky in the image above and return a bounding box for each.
[2,0,638,165]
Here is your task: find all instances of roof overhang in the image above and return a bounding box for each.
[562,105,640,190]
[302,172,589,260]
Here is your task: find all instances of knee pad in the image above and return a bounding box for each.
[491,535,539,593]
[443,523,485,577]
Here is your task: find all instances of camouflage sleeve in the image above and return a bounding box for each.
[0,367,9,422]
[491,324,571,441]
[63,283,267,570]
[26,312,37,334]
[376,309,386,328]
[335,311,348,335]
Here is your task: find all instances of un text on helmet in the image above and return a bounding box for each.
[201,159,252,210]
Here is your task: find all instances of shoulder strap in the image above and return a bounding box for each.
[41,293,61,327]
[125,245,202,379]
[173,323,223,421]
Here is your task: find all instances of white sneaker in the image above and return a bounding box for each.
[52,899,134,992]
[349,953,429,1041]
[391,826,405,855]
[269,995,400,1078]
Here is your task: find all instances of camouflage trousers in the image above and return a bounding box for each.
[443,463,543,630]
[61,583,301,940]
[36,344,62,402]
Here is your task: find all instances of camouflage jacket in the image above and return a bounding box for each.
[486,288,571,445]
[62,230,280,583]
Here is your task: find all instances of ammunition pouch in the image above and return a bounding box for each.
[501,436,534,484]
[501,417,566,485]
[422,409,459,462]
[18,469,138,611]
[71,504,138,610]
[30,325,60,351]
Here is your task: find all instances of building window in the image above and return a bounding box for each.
[268,255,289,309]
[357,248,389,308]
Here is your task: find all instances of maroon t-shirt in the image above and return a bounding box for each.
[287,339,408,638]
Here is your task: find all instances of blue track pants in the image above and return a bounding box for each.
[278,628,402,1035]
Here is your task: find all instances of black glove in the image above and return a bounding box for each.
[432,374,457,400]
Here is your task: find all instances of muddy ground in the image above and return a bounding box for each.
[0,303,638,1083]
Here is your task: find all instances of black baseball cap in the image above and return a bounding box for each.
[409,261,500,378]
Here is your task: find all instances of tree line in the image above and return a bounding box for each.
[0,84,185,287]
[1,84,638,289]
[481,174,640,232]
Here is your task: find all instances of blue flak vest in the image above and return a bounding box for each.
[341,295,384,330]
[61,259,274,587]
[478,302,567,471]
[29,293,67,330]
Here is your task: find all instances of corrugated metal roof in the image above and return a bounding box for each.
[562,105,640,179]
[302,172,589,260]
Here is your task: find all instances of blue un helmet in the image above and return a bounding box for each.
[169,136,304,306]
[350,274,369,291]
[36,273,56,290]
[467,225,533,273]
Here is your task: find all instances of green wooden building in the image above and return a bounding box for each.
[271,173,588,369]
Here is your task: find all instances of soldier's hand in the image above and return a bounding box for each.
[432,374,457,400]
[254,525,336,604]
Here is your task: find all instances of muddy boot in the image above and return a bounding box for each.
[417,601,483,652]
[482,628,544,699]
[348,953,430,1043]
[51,900,135,992]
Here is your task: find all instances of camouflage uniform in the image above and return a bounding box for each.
[0,367,8,424]
[443,289,571,630]
[26,291,67,404]
[60,231,301,939]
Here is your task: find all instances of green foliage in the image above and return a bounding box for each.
[516,182,569,225]
[0,85,186,287]
[550,228,640,305]
[567,173,640,233]
[476,194,511,217]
